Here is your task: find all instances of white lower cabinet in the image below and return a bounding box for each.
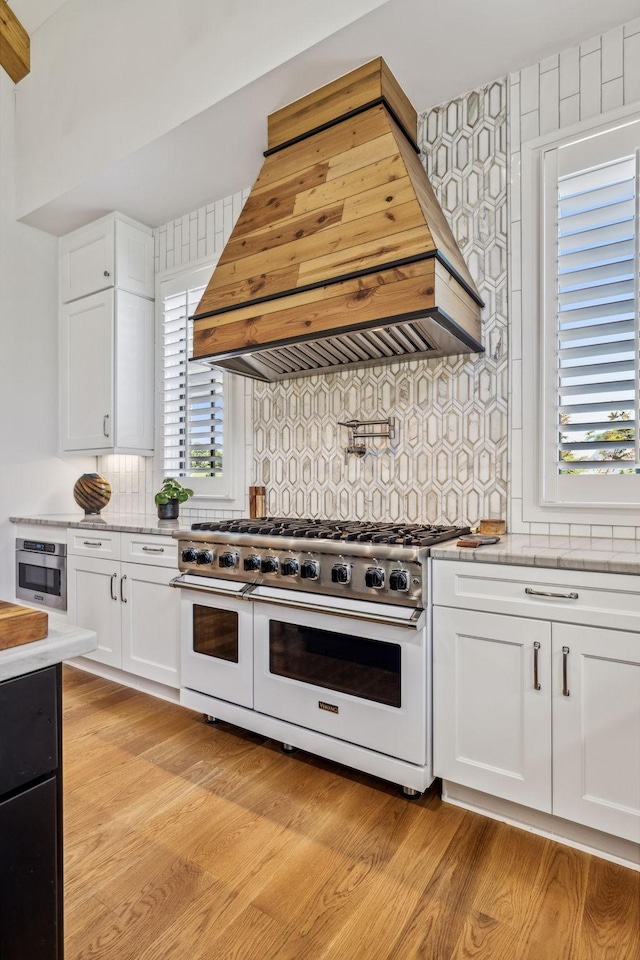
[67,533,179,689]
[552,623,640,844]
[433,607,552,812]
[433,560,640,844]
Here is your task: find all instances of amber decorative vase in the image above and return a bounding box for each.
[73,473,112,515]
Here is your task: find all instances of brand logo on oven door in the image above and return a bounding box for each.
[318,701,339,714]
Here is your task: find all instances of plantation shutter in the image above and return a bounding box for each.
[162,275,224,479]
[553,124,639,476]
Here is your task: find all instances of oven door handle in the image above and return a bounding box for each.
[170,575,257,600]
[253,593,424,630]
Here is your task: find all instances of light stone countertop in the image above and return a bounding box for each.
[10,513,194,537]
[430,533,640,575]
[0,618,97,682]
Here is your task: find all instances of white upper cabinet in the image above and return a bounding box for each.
[61,214,154,303]
[60,213,155,456]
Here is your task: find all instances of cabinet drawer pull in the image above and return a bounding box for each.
[83,540,103,547]
[533,641,541,690]
[142,546,164,553]
[110,573,117,601]
[562,646,570,697]
[103,414,110,438]
[525,588,578,600]
[120,575,127,603]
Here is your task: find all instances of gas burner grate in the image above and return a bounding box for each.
[191,518,470,545]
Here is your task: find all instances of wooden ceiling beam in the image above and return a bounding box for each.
[0,1,29,83]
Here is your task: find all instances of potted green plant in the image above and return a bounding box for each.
[154,478,194,520]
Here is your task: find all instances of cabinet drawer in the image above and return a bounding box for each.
[120,533,178,568]
[68,530,120,559]
[0,667,58,796]
[433,560,640,633]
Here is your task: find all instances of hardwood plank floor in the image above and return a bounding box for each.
[62,666,640,960]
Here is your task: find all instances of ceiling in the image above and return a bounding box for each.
[16,0,640,235]
[10,0,67,34]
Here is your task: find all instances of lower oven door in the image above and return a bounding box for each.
[176,577,254,708]
[252,589,427,764]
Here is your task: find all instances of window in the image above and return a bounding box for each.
[521,109,640,521]
[157,263,247,507]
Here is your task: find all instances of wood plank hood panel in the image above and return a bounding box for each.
[192,58,484,381]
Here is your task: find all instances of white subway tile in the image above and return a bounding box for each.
[197,238,206,259]
[510,429,523,498]
[602,25,624,82]
[539,68,559,134]
[158,228,167,272]
[189,215,198,255]
[540,54,559,74]
[165,224,174,252]
[510,287,522,359]
[580,50,602,119]
[624,32,640,103]
[602,77,624,112]
[509,82,521,152]
[613,525,635,539]
[520,64,540,114]
[509,151,521,225]
[549,523,570,536]
[509,71,520,87]
[559,46,580,99]
[509,498,528,534]
[559,93,580,127]
[197,208,206,241]
[570,524,591,537]
[623,16,640,37]
[592,525,613,539]
[580,35,601,56]
[520,109,539,143]
[530,522,550,535]
[510,222,522,291]
[511,362,522,426]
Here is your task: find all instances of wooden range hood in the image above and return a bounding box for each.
[192,58,484,382]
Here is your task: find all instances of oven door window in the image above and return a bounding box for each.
[269,622,401,707]
[193,604,239,663]
[18,562,61,597]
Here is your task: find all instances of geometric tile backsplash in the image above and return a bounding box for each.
[254,79,509,525]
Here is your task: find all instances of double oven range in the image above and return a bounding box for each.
[172,518,468,794]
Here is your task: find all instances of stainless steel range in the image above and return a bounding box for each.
[172,518,468,795]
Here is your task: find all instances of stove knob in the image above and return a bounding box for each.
[243,554,261,572]
[281,558,299,577]
[300,560,319,580]
[181,547,198,564]
[261,556,279,574]
[218,551,238,569]
[331,563,351,584]
[196,550,214,565]
[365,566,385,589]
[389,569,409,592]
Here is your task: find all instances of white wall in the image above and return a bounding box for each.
[0,72,93,596]
[508,17,640,538]
[15,0,389,220]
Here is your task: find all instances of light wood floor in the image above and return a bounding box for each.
[62,665,639,960]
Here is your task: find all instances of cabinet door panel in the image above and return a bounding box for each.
[68,556,121,667]
[0,778,59,960]
[115,221,154,298]
[553,623,640,843]
[434,607,552,812]
[121,564,180,688]
[60,291,114,451]
[114,291,154,453]
[61,220,114,302]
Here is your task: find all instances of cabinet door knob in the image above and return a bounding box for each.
[104,270,110,277]
[120,575,127,603]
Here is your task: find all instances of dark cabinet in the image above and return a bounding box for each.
[0,666,62,959]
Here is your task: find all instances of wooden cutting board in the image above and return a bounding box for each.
[0,601,48,650]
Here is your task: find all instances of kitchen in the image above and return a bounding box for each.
[1,0,640,957]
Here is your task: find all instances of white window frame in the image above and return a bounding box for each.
[154,258,249,512]
[520,101,640,526]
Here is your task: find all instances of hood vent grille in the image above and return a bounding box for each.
[192,59,483,382]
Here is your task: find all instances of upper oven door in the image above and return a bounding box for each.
[178,577,254,708]
[252,590,427,764]
[16,551,66,611]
